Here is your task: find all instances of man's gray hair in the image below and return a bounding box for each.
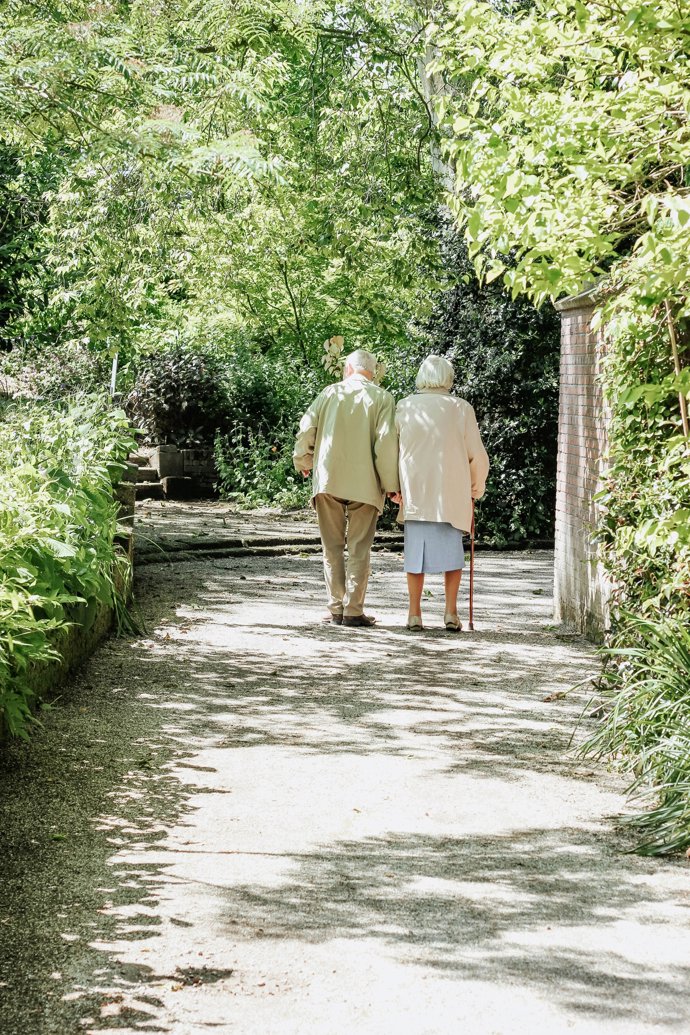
[345,349,377,375]
[415,354,454,391]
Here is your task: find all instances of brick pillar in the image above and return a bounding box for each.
[553,289,610,640]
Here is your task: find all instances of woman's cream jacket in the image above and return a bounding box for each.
[395,389,489,533]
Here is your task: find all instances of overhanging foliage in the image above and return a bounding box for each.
[431,0,690,853]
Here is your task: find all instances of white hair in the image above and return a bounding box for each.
[344,349,377,375]
[415,355,454,391]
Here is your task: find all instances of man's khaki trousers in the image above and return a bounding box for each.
[314,494,379,618]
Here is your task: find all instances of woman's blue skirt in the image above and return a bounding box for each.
[403,520,466,574]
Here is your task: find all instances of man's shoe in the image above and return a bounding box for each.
[322,612,343,625]
[342,614,377,628]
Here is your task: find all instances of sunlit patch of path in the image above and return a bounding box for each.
[1,547,689,1034]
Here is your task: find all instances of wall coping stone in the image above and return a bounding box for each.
[554,279,615,314]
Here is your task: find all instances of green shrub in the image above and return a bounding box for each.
[582,613,690,855]
[126,338,231,447]
[2,340,111,399]
[425,225,560,545]
[581,299,690,854]
[0,395,136,739]
[214,421,310,510]
[127,333,322,452]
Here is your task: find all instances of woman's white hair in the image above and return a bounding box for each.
[345,349,377,375]
[415,354,454,391]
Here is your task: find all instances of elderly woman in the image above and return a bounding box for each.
[394,355,489,631]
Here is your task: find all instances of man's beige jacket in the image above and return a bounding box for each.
[293,373,400,512]
[396,389,489,533]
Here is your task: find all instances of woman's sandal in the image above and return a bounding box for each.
[444,612,462,632]
[407,615,423,631]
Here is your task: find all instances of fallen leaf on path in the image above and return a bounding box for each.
[543,691,566,702]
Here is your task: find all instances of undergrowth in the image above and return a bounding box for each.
[581,297,690,855]
[0,394,136,739]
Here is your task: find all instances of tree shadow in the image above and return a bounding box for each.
[203,826,688,1024]
[3,548,681,1034]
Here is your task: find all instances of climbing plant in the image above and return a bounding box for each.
[431,0,690,852]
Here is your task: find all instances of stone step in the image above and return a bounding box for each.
[136,543,324,565]
[136,482,165,501]
[136,465,159,483]
[129,450,155,467]
[134,532,406,565]
[161,476,199,500]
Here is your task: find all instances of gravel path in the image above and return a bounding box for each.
[1,538,689,1034]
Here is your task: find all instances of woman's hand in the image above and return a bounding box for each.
[388,491,402,505]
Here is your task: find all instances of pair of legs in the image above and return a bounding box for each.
[407,569,462,622]
[315,493,378,617]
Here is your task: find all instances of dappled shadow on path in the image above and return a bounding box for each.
[202,826,689,1025]
[3,549,688,1034]
[120,550,596,786]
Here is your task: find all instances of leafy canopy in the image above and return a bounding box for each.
[1,0,443,367]
[430,0,690,310]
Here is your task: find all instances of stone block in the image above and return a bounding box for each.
[137,481,165,501]
[162,476,198,500]
[152,444,185,479]
[181,448,215,480]
[115,481,136,520]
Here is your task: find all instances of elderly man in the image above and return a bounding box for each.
[293,349,399,627]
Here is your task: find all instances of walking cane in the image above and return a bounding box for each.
[468,499,475,632]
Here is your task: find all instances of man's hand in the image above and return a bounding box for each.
[301,470,311,479]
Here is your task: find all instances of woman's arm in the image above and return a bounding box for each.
[464,404,489,499]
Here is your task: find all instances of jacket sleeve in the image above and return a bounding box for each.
[465,404,489,500]
[373,392,400,493]
[293,394,322,473]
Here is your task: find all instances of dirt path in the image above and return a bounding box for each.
[1,528,689,1034]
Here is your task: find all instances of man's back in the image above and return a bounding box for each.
[294,372,399,511]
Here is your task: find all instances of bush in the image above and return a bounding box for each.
[580,300,690,854]
[2,340,111,399]
[126,339,231,446]
[214,421,310,510]
[0,395,136,739]
[126,333,322,452]
[582,613,690,855]
[213,350,320,507]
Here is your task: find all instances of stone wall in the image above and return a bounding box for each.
[152,445,215,482]
[554,288,610,641]
[152,445,216,498]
